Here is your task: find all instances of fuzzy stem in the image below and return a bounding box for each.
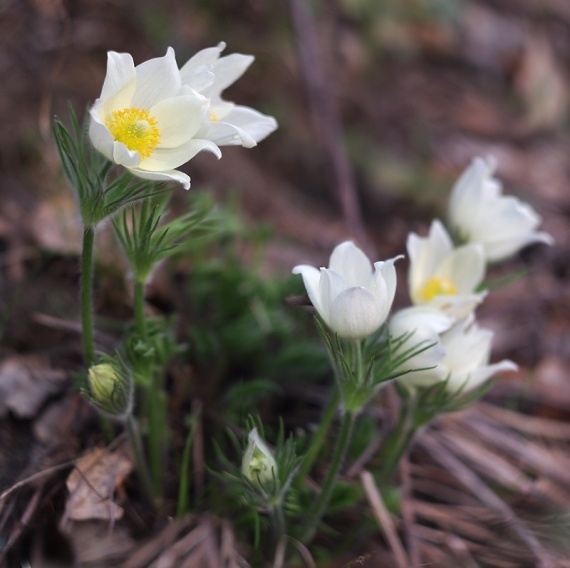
[133,279,148,340]
[352,339,363,386]
[378,396,417,484]
[145,376,167,497]
[81,226,95,366]
[296,388,340,487]
[126,414,156,507]
[299,410,356,544]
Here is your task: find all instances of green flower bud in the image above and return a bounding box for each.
[86,362,132,418]
[241,428,277,486]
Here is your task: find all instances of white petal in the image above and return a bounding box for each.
[319,268,348,326]
[447,359,517,393]
[449,157,497,231]
[127,167,191,189]
[205,106,278,147]
[329,241,373,287]
[88,112,115,161]
[328,287,384,339]
[436,243,485,294]
[292,264,325,318]
[113,141,141,167]
[99,80,138,119]
[389,307,449,373]
[152,94,209,147]
[139,139,220,171]
[203,121,256,148]
[181,65,216,93]
[100,51,136,102]
[203,53,254,98]
[429,292,486,320]
[390,306,454,336]
[442,317,492,374]
[373,255,403,316]
[484,232,554,262]
[180,42,226,75]
[131,47,182,109]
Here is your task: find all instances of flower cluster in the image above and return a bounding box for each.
[89,43,277,189]
[390,156,553,397]
[292,156,552,402]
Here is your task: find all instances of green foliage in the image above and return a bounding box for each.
[113,192,222,284]
[184,229,327,418]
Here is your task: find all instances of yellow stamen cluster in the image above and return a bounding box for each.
[420,276,458,301]
[105,108,160,159]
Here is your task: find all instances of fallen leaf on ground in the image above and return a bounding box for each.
[64,444,133,522]
[0,354,68,419]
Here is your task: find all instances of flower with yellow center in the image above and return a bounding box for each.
[419,276,458,302]
[104,108,161,159]
[179,42,278,148]
[89,47,222,189]
[407,220,486,319]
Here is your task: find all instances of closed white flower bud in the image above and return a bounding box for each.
[293,241,402,339]
[241,428,277,486]
[87,362,132,417]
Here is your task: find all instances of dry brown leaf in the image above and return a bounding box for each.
[64,444,133,522]
[0,354,68,419]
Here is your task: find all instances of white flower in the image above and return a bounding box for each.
[89,47,221,189]
[293,241,402,339]
[180,42,278,148]
[389,306,454,380]
[401,315,518,393]
[448,156,554,262]
[407,220,486,318]
[242,428,277,486]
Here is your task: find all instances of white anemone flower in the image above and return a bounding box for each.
[389,306,454,380]
[401,315,518,394]
[448,156,554,262]
[407,220,486,319]
[293,241,402,339]
[180,42,278,148]
[89,47,221,189]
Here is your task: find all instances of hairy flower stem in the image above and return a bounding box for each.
[133,279,148,340]
[378,397,417,484]
[300,410,356,544]
[81,226,96,366]
[134,273,165,498]
[296,388,340,487]
[145,375,167,497]
[270,503,286,550]
[126,414,156,508]
[352,340,363,385]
